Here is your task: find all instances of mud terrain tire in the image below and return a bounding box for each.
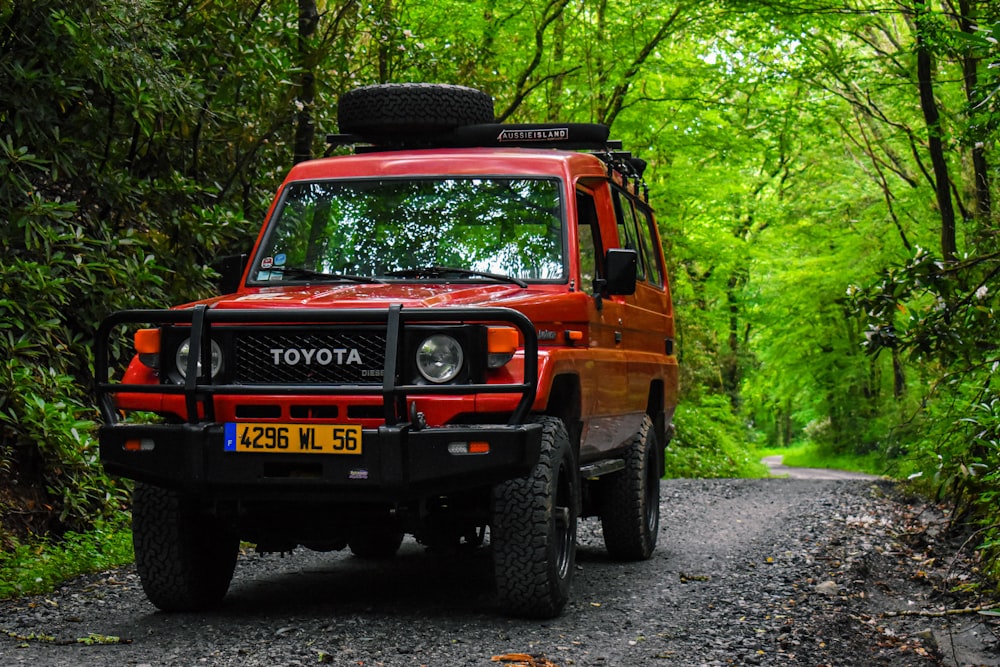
[492,416,578,618]
[132,482,239,611]
[338,83,494,140]
[599,414,660,560]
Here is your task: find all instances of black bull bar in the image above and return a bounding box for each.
[94,304,539,426]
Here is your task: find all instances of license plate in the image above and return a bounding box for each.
[224,423,362,455]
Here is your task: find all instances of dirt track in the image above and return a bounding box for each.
[761,455,882,480]
[1,477,997,666]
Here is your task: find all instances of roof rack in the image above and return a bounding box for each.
[327,123,617,150]
[324,122,647,194]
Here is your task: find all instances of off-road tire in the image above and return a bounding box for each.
[338,83,494,140]
[132,482,239,611]
[599,414,660,560]
[348,528,404,559]
[492,416,578,618]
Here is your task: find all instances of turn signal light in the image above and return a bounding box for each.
[135,329,161,369]
[124,438,155,452]
[134,328,161,354]
[447,441,490,455]
[487,327,518,368]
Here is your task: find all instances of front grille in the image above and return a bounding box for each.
[234,330,387,384]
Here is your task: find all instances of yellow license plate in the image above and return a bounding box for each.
[224,423,362,455]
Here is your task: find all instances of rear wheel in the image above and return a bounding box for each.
[132,483,239,611]
[492,416,578,618]
[599,415,660,560]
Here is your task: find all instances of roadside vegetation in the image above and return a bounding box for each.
[0,518,132,600]
[1,0,999,592]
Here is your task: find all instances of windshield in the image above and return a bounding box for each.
[252,177,565,284]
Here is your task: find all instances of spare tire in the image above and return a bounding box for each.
[338,83,494,141]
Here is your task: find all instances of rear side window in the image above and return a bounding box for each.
[635,204,664,287]
[613,188,664,288]
[576,190,603,292]
[612,188,645,281]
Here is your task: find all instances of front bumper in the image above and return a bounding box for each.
[99,421,542,502]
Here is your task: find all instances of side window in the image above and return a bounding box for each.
[576,190,603,292]
[612,188,646,281]
[635,204,664,287]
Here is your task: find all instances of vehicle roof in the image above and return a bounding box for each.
[284,147,612,182]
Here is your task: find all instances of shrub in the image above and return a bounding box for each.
[665,395,768,478]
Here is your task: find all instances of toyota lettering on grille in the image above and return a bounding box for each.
[268,347,363,366]
[235,332,385,384]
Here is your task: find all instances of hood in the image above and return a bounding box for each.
[198,282,553,311]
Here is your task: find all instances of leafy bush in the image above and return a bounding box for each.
[665,395,768,478]
[0,0,265,546]
[0,363,132,532]
[854,248,1000,585]
[0,518,133,599]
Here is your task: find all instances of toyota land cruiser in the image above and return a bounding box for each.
[95,83,678,618]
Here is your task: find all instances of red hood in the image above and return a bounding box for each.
[194,282,556,311]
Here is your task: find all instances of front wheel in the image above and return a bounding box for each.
[599,414,661,560]
[132,483,239,611]
[492,416,578,618]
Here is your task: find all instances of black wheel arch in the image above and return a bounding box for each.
[545,373,582,457]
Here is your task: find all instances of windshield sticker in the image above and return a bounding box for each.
[274,253,286,266]
[260,256,274,269]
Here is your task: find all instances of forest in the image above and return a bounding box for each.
[1,0,999,583]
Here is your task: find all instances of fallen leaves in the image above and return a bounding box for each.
[882,602,1000,618]
[2,627,131,646]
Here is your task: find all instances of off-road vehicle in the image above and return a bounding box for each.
[96,83,678,618]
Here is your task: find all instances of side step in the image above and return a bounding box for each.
[579,459,625,479]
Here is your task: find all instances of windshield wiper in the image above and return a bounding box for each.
[274,267,383,283]
[384,265,528,288]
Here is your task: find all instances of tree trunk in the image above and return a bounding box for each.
[722,271,744,409]
[957,0,992,225]
[546,11,566,121]
[913,0,957,261]
[377,0,393,83]
[293,0,319,165]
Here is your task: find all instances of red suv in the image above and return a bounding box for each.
[96,84,678,618]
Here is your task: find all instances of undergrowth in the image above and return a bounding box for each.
[0,517,133,600]
[665,395,768,478]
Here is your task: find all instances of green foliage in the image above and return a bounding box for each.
[852,244,1000,581]
[0,518,133,599]
[0,363,130,531]
[665,396,768,479]
[0,0,997,592]
[0,0,267,544]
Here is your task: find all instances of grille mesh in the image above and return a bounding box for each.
[234,331,387,384]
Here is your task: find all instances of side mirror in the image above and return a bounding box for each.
[603,248,637,295]
[211,254,248,294]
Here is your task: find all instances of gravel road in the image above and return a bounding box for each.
[1,477,998,667]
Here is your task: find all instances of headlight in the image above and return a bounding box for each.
[416,334,464,383]
[175,337,224,379]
